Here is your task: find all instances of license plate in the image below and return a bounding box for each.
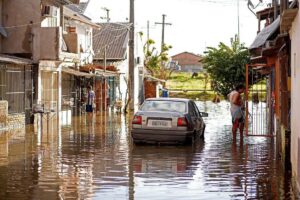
[148,120,171,127]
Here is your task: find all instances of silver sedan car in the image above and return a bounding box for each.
[131,98,208,144]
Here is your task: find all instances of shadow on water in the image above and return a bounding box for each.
[0,101,296,200]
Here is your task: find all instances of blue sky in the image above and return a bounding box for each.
[85,0,271,56]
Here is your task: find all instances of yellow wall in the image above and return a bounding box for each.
[290,10,300,194]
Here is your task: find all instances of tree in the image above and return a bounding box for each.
[202,36,250,97]
[141,32,173,81]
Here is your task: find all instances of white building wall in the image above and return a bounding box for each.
[66,20,93,65]
[290,10,300,194]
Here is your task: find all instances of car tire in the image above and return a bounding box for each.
[186,132,196,144]
[200,125,206,139]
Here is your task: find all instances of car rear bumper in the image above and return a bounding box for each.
[131,129,193,144]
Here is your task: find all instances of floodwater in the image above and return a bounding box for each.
[0,101,295,200]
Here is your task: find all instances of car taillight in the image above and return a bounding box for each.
[177,117,188,127]
[132,115,142,125]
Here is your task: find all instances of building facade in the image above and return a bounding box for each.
[0,0,101,126]
[289,1,300,195]
[171,52,203,73]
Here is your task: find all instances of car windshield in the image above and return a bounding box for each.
[141,100,187,113]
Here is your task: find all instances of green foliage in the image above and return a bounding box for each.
[202,36,250,97]
[143,38,173,80]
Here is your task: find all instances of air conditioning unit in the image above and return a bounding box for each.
[42,5,58,17]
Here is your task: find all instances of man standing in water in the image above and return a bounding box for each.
[228,84,245,141]
[86,85,95,117]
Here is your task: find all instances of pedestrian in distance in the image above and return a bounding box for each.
[228,84,245,141]
[86,85,95,118]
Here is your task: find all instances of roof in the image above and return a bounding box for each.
[78,0,90,13]
[171,52,202,66]
[0,54,33,65]
[64,4,100,28]
[250,16,280,50]
[93,23,130,60]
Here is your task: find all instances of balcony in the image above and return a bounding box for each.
[32,27,79,62]
[280,8,299,33]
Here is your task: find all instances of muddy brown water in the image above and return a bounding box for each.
[0,101,295,200]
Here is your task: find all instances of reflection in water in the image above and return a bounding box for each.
[0,102,295,200]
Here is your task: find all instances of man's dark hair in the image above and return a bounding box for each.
[235,84,245,91]
[87,85,92,90]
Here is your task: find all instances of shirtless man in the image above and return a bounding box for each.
[228,84,245,140]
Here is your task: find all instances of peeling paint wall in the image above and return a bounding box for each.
[290,10,300,195]
[2,0,41,55]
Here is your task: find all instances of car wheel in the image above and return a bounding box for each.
[186,133,196,144]
[200,125,206,139]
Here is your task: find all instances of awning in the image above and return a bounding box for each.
[281,8,298,33]
[62,67,95,78]
[95,69,120,77]
[144,75,166,83]
[250,17,280,50]
[0,26,7,37]
[0,54,33,65]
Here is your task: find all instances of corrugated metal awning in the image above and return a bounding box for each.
[95,69,120,77]
[0,54,33,65]
[250,17,280,50]
[62,67,95,78]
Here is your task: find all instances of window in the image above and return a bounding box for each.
[188,102,197,117]
[192,102,200,117]
[141,100,186,113]
[86,30,92,49]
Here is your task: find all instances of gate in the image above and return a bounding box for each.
[245,64,274,137]
[0,64,34,124]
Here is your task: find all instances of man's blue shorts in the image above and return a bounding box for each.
[86,105,93,112]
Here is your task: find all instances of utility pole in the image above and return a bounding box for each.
[104,45,107,72]
[101,7,110,22]
[129,0,135,110]
[155,14,172,53]
[273,0,278,19]
[147,20,150,52]
[237,0,240,41]
[103,45,108,112]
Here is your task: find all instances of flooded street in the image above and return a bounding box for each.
[0,101,295,200]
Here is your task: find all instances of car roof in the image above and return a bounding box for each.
[144,98,191,103]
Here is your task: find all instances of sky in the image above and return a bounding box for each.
[85,0,271,56]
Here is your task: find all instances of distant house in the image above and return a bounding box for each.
[93,23,144,108]
[171,52,203,73]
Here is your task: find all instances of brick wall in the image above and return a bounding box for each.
[0,100,25,130]
[0,101,8,127]
[144,80,157,99]
[6,114,25,128]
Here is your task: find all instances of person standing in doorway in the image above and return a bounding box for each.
[228,84,245,141]
[86,85,95,117]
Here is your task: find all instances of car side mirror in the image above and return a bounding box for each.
[200,112,208,117]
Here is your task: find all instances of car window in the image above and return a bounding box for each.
[192,102,200,117]
[188,102,197,117]
[141,100,187,113]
